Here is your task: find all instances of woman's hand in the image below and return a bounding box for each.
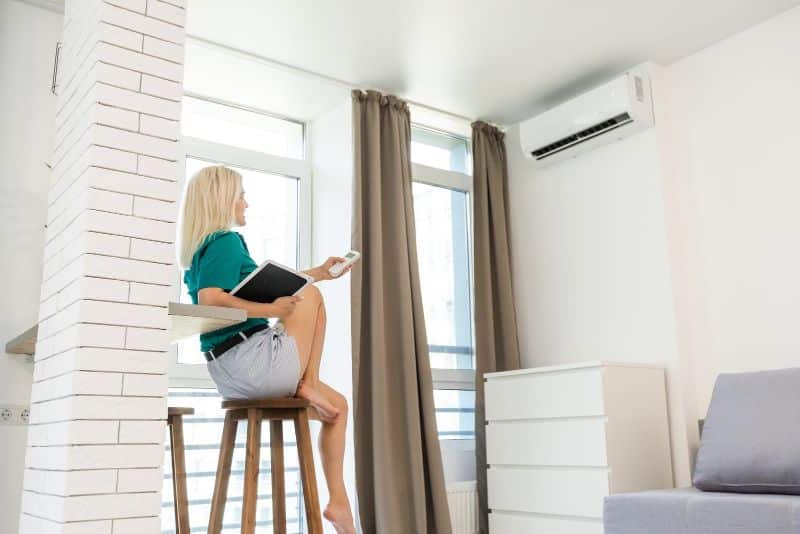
[306,257,352,282]
[268,295,303,319]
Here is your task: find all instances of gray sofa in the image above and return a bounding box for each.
[605,368,800,534]
[605,488,800,533]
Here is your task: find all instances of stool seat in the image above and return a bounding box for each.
[208,396,323,534]
[168,406,195,416]
[220,397,309,410]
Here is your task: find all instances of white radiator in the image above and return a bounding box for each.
[447,481,479,534]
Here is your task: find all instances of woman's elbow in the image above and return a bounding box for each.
[198,288,227,307]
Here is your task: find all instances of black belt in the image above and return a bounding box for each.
[204,324,269,362]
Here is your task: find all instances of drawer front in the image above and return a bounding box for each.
[488,466,609,518]
[485,368,604,421]
[490,512,603,534]
[487,418,608,467]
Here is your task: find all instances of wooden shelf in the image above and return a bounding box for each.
[5,304,247,356]
[168,302,247,344]
[5,324,38,356]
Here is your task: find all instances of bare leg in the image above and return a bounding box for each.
[298,286,326,386]
[283,289,355,532]
[310,381,355,534]
[281,285,338,419]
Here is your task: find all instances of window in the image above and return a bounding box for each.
[176,158,300,365]
[410,126,475,441]
[171,94,311,374]
[182,95,304,159]
[433,389,476,440]
[413,182,473,371]
[411,125,471,174]
[167,95,311,533]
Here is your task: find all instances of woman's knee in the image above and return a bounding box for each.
[301,283,322,303]
[285,284,324,328]
[331,390,348,414]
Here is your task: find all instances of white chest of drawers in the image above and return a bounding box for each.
[485,361,673,533]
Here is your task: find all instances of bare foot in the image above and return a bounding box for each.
[324,502,356,534]
[296,381,339,421]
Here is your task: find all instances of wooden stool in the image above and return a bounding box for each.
[167,406,195,534]
[208,397,323,534]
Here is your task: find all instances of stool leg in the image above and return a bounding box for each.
[209,411,238,534]
[169,415,191,534]
[270,420,286,534]
[294,408,323,534]
[242,408,263,534]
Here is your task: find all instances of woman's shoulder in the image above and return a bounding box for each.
[204,230,240,245]
[194,230,245,260]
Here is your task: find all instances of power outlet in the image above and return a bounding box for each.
[0,404,30,426]
[0,408,13,423]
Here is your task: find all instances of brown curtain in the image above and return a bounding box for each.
[350,89,453,534]
[472,121,522,534]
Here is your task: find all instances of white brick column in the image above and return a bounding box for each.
[20,1,186,533]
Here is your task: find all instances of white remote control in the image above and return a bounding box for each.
[329,250,361,277]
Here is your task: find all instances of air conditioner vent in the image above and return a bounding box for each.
[530,112,633,160]
[519,65,655,167]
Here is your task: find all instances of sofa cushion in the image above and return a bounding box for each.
[604,489,694,534]
[693,368,800,495]
[604,488,800,534]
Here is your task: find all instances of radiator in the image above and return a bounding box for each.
[447,481,479,534]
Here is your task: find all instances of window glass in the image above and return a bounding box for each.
[412,182,474,371]
[434,389,475,440]
[411,125,470,174]
[182,96,304,159]
[162,389,304,533]
[177,157,299,365]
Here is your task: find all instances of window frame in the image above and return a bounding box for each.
[168,95,312,387]
[410,126,476,395]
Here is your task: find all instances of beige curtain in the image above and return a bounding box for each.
[472,121,522,534]
[350,89,453,534]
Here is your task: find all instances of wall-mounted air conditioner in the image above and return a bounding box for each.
[520,64,654,167]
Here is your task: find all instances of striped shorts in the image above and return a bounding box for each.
[206,322,301,400]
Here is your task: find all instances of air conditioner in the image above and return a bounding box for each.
[520,65,654,167]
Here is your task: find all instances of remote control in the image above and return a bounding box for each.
[329,250,361,277]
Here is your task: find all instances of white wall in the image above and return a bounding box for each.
[666,6,800,416]
[507,128,678,366]
[506,123,694,485]
[0,2,62,532]
[309,97,358,532]
[506,5,800,488]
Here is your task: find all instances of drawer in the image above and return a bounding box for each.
[490,511,602,534]
[485,367,604,420]
[488,466,609,518]
[487,418,608,467]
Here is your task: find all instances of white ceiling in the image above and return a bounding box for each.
[187,0,798,125]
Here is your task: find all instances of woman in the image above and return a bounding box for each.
[177,165,356,534]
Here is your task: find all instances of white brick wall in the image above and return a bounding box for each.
[21,0,186,532]
[119,420,167,444]
[24,468,119,496]
[19,515,111,534]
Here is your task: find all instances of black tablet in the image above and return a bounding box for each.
[229,260,312,303]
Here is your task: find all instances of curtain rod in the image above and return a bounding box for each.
[185,34,476,125]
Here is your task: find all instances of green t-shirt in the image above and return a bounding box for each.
[183,230,268,352]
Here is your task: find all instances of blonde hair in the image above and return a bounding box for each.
[177,165,243,268]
